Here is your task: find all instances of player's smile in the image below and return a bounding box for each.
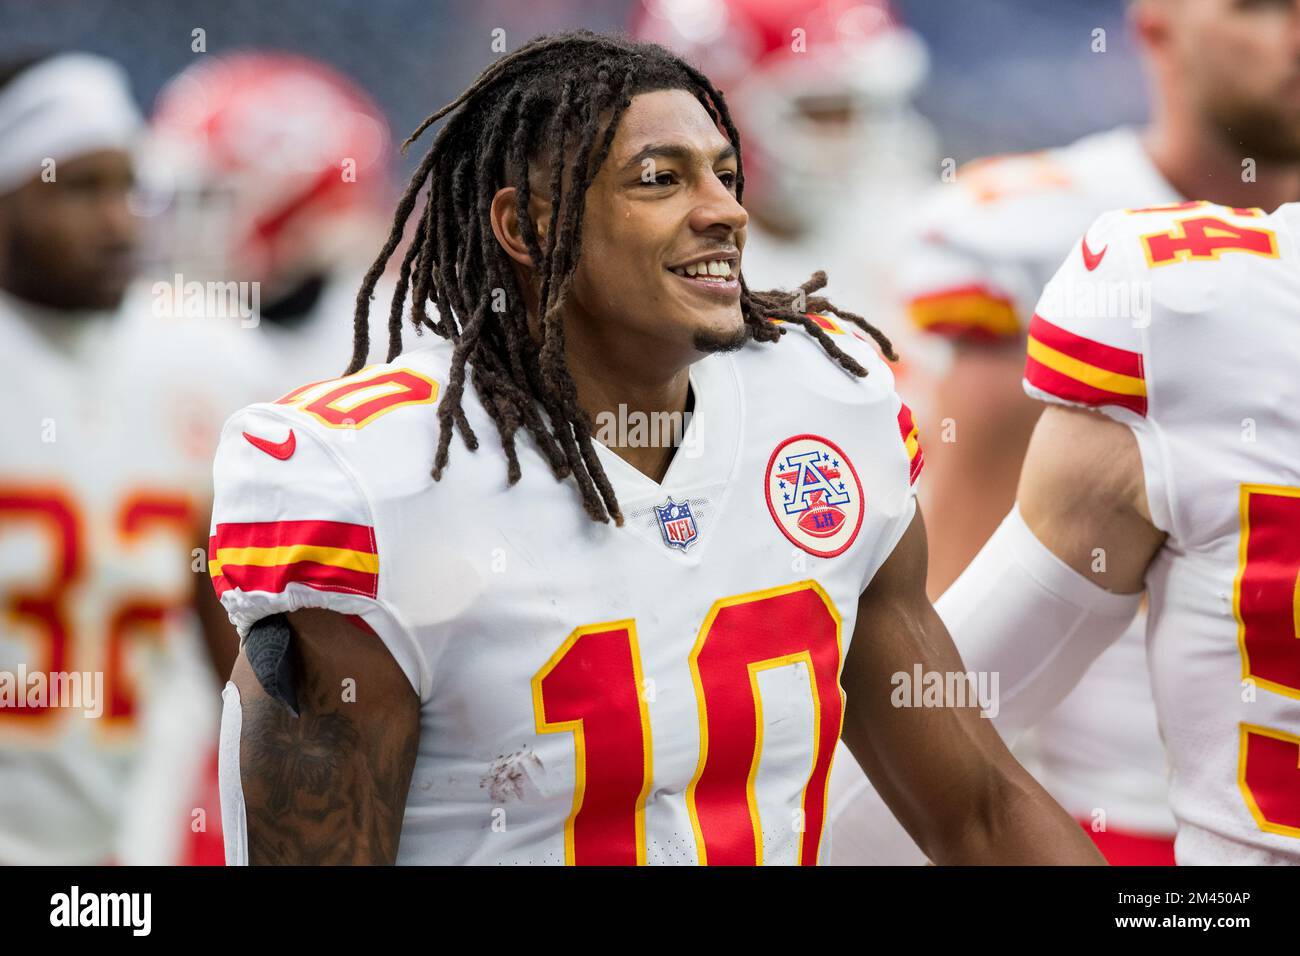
[666,250,741,300]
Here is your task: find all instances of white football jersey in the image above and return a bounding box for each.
[899,126,1179,343]
[1024,200,1300,864]
[0,284,268,864]
[829,127,1182,862]
[212,318,923,865]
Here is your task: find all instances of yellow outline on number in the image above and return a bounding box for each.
[275,366,440,429]
[1140,216,1278,269]
[1233,483,1300,702]
[1237,723,1300,840]
[686,579,843,866]
[532,620,652,866]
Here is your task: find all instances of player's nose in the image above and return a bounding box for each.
[688,173,748,238]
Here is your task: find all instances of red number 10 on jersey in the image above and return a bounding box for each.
[532,581,845,866]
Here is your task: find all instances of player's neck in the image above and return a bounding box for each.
[564,327,694,483]
[1144,116,1300,213]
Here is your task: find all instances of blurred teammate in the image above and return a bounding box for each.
[830,0,1300,863]
[210,31,1102,865]
[944,199,1300,864]
[148,52,396,391]
[0,52,263,864]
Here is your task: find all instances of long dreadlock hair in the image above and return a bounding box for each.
[350,29,896,527]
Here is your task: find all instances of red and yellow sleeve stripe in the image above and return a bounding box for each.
[897,402,924,485]
[1024,314,1147,416]
[907,284,1019,341]
[209,519,378,599]
[803,313,844,334]
[768,313,845,334]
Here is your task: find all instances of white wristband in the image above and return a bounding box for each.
[936,505,1143,743]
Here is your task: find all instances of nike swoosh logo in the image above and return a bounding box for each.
[243,428,296,460]
[1081,236,1108,271]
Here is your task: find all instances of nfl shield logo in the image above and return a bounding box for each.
[655,497,698,551]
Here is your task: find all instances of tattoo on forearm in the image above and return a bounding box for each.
[240,676,417,865]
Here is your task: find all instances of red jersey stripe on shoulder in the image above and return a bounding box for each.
[208,520,379,599]
[896,402,924,485]
[767,313,845,334]
[805,313,843,334]
[1025,354,1148,417]
[1027,314,1143,379]
[1025,313,1147,416]
[915,322,1015,343]
[212,520,375,553]
[907,284,1019,340]
[215,560,378,599]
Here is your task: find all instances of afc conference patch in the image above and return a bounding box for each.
[655,497,698,551]
[764,434,864,558]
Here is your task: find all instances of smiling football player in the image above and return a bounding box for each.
[208,30,1103,866]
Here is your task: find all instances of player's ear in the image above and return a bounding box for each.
[490,186,541,270]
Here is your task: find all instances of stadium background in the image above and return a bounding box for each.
[3,0,1146,170]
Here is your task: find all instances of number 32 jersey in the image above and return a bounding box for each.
[1025,201,1300,864]
[211,319,923,865]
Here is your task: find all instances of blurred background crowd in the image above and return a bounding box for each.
[5,0,1146,165]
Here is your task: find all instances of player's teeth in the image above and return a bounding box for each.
[675,260,732,279]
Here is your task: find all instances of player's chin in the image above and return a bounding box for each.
[660,272,747,353]
[690,308,750,355]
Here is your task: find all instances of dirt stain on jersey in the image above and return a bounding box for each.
[481,749,545,803]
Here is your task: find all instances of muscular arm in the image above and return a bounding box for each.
[231,608,420,864]
[1017,404,1166,591]
[922,340,1043,596]
[840,505,1105,864]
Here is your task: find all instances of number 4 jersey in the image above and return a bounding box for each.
[1024,201,1300,864]
[211,318,922,865]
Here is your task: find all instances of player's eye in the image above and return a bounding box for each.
[643,170,677,187]
[717,170,737,190]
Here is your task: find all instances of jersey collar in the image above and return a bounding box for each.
[589,350,743,559]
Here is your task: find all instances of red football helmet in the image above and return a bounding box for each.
[145,52,392,295]
[632,0,932,230]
